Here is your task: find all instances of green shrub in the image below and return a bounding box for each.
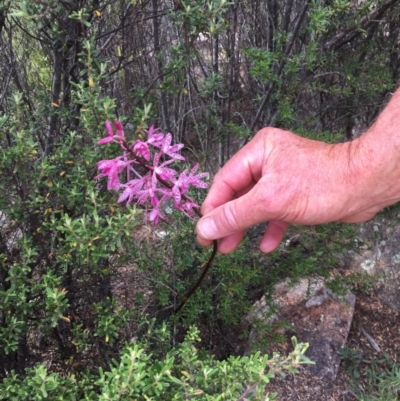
[0,324,312,401]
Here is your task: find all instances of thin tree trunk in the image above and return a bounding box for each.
[152,0,171,134]
[44,41,63,157]
[249,0,310,136]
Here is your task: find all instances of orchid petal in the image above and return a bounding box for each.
[114,120,124,138]
[105,120,113,134]
[97,136,114,145]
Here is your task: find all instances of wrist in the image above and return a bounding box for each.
[344,123,400,221]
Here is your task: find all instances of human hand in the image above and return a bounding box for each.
[196,127,391,254]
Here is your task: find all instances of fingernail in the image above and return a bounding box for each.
[197,216,218,239]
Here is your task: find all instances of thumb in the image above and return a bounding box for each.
[196,190,269,241]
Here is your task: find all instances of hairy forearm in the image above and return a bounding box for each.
[351,87,400,216]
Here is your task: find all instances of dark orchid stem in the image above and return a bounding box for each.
[174,239,218,314]
[122,139,218,314]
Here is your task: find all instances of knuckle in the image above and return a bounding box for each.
[213,169,223,183]
[257,126,291,145]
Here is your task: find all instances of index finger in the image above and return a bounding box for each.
[201,133,266,216]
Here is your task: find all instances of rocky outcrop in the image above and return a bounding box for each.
[343,217,400,311]
[247,278,355,379]
[248,214,400,381]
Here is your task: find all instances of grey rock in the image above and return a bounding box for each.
[247,278,355,380]
[345,219,400,311]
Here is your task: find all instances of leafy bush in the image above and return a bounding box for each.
[0,324,312,401]
[0,9,309,400]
